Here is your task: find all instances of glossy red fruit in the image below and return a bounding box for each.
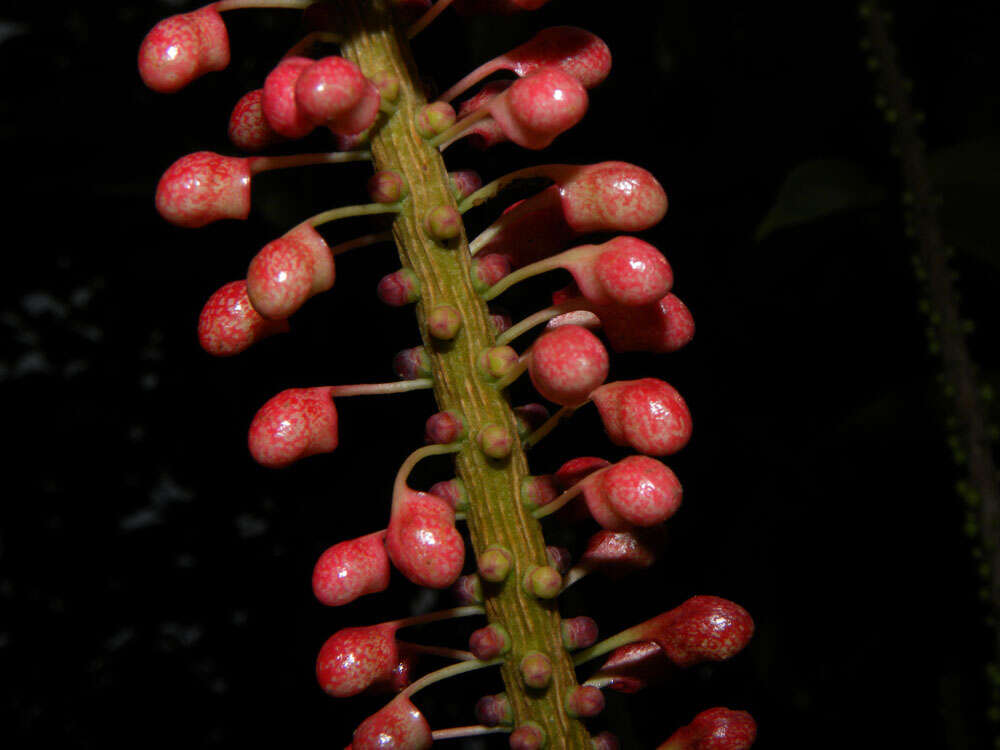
[479,162,667,268]
[658,707,757,750]
[248,387,338,468]
[441,27,610,103]
[529,325,609,407]
[386,490,465,588]
[498,26,610,88]
[352,694,432,750]
[138,4,229,93]
[197,280,288,356]
[262,56,315,139]
[488,67,588,149]
[228,89,283,152]
[560,237,672,307]
[316,623,398,697]
[155,151,251,228]
[592,378,692,456]
[633,595,755,668]
[312,531,391,607]
[246,224,334,320]
[594,640,672,693]
[600,456,682,527]
[589,293,695,354]
[295,56,381,135]
[579,528,667,578]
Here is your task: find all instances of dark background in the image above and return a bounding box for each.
[2,0,998,747]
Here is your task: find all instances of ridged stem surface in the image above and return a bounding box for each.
[334,1,590,745]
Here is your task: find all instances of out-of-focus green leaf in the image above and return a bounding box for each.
[756,159,886,241]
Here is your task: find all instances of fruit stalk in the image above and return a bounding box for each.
[332,0,590,744]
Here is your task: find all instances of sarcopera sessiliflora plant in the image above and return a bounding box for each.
[140,1,756,746]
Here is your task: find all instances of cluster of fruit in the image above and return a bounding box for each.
[140,1,755,747]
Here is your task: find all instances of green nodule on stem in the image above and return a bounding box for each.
[333,1,591,745]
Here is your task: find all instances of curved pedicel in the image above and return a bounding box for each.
[141,1,754,746]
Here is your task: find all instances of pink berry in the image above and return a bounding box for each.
[528,325,609,407]
[197,280,288,357]
[248,387,338,468]
[500,26,610,88]
[594,640,671,693]
[262,56,316,139]
[155,151,251,228]
[633,595,755,669]
[228,89,283,152]
[592,237,673,305]
[600,456,682,527]
[386,490,465,589]
[592,378,692,456]
[441,27,609,104]
[246,224,335,320]
[316,623,398,698]
[488,67,588,150]
[295,56,381,135]
[560,161,669,235]
[579,528,667,578]
[589,293,695,354]
[367,645,419,695]
[138,5,230,93]
[478,162,667,268]
[559,237,672,307]
[658,707,757,750]
[312,530,391,607]
[352,694,432,750]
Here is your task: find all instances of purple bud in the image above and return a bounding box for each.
[377,268,420,306]
[424,410,465,444]
[469,624,510,660]
[561,616,599,650]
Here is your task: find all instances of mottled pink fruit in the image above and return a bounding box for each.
[589,293,695,354]
[247,224,334,319]
[479,162,667,268]
[367,645,418,695]
[295,56,381,135]
[352,695,432,750]
[580,528,667,578]
[197,280,288,356]
[248,387,338,468]
[442,27,609,102]
[472,254,511,291]
[138,5,229,93]
[456,81,511,149]
[262,56,315,139]
[312,530,390,607]
[488,67,588,149]
[592,378,692,456]
[317,623,398,698]
[554,237,672,308]
[155,151,251,228]
[228,89,283,152]
[529,325,608,407]
[599,456,682,527]
[387,489,465,588]
[634,595,755,669]
[658,708,757,750]
[594,640,672,693]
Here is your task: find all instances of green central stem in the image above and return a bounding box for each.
[333,2,591,745]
